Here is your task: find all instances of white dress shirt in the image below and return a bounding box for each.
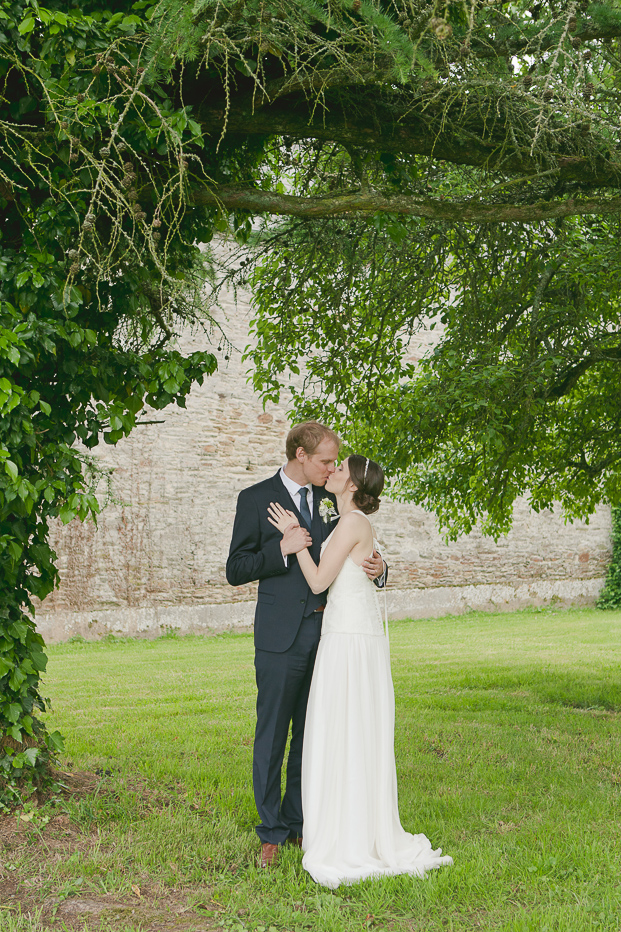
[279,465,313,566]
[280,465,313,517]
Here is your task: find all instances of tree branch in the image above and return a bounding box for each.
[191,183,621,223]
[466,17,621,61]
[195,93,621,189]
[256,60,392,107]
[548,344,621,399]
[0,179,15,202]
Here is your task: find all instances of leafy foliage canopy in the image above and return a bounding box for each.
[245,214,621,538]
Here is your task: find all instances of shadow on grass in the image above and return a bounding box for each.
[454,668,621,712]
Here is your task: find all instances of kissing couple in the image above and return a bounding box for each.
[226,421,452,888]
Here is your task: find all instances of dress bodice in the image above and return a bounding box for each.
[320,512,385,637]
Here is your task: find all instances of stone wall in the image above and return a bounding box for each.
[34,286,612,643]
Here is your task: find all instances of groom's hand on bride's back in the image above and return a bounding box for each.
[281,524,312,556]
[362,550,386,582]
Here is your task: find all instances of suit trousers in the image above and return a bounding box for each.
[253,611,323,845]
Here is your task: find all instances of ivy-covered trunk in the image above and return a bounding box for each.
[0,516,63,804]
[0,612,63,807]
[0,298,215,809]
[0,0,219,807]
[0,321,67,806]
[597,508,621,610]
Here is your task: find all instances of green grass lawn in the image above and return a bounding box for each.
[3,608,621,932]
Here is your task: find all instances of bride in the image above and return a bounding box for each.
[267,454,453,889]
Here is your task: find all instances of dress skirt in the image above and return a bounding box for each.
[301,629,453,889]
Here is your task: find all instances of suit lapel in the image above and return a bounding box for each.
[308,487,323,561]
[313,487,339,543]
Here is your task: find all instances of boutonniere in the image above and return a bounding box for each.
[319,498,338,524]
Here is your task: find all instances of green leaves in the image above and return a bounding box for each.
[0,377,23,415]
[247,214,450,434]
[47,730,64,753]
[11,748,39,769]
[154,0,424,96]
[58,501,78,524]
[247,213,621,540]
[29,650,48,673]
[17,16,34,35]
[6,703,23,724]
[9,666,26,691]
[9,622,29,643]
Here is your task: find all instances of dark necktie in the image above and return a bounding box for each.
[298,487,312,530]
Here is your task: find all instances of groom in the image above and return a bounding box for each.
[226,421,385,868]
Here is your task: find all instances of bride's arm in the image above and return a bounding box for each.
[268,504,367,594]
[295,529,352,593]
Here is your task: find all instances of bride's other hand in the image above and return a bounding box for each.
[268,503,312,555]
[268,502,299,533]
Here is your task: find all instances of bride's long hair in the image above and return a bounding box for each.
[348,455,384,515]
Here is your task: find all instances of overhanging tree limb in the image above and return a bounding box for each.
[194,97,621,189]
[191,183,621,222]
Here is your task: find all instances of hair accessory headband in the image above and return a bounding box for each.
[364,457,369,481]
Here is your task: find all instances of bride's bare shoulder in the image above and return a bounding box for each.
[337,511,372,536]
[339,510,368,523]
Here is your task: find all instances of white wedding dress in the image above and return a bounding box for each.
[301,512,453,888]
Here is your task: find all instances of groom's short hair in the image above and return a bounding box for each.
[286,421,341,460]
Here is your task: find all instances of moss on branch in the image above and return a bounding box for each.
[191,183,621,222]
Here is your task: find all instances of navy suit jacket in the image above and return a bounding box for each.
[226,471,338,652]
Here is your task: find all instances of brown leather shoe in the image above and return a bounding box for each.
[287,836,303,848]
[260,842,279,868]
